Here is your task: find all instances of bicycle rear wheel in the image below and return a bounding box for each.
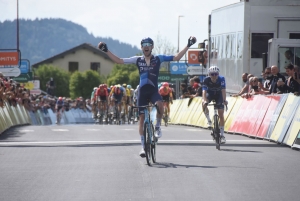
[150,123,156,163]
[144,122,152,166]
[214,114,220,150]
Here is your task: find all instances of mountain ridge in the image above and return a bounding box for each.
[0,18,141,65]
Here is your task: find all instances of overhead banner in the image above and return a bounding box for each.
[0,52,19,66]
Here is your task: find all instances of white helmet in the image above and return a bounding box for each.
[208,66,220,74]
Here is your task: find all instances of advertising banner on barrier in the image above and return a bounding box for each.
[285,103,300,146]
[292,132,300,149]
[186,97,201,125]
[169,99,182,124]
[228,97,252,133]
[237,96,261,135]
[270,95,300,143]
[225,97,244,132]
[256,96,280,138]
[191,98,203,126]
[265,94,288,139]
[245,96,272,136]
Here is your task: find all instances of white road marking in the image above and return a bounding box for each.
[19,130,34,132]
[51,129,69,132]
[86,129,100,131]
[0,139,268,146]
[123,129,135,131]
[185,129,204,132]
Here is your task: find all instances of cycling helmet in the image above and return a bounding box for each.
[93,87,98,91]
[141,37,154,45]
[162,82,169,87]
[208,66,220,74]
[127,85,132,89]
[99,84,103,88]
[122,83,127,87]
[58,97,63,101]
[103,84,107,88]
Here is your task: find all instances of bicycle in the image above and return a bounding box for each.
[114,99,121,125]
[206,101,227,150]
[131,104,159,166]
[162,100,169,127]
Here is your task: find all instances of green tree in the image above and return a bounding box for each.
[107,64,138,87]
[69,70,103,99]
[34,64,70,97]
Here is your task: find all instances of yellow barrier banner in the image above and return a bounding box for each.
[178,98,197,125]
[270,94,300,143]
[173,98,190,124]
[169,99,182,124]
[191,97,203,126]
[171,99,184,124]
[0,107,6,133]
[225,97,244,132]
[186,97,202,125]
[285,103,300,146]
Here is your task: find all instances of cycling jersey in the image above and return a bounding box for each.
[202,76,226,109]
[56,100,64,106]
[159,86,173,97]
[96,87,108,97]
[123,55,174,88]
[202,76,226,93]
[126,88,131,96]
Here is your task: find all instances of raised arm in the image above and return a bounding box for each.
[173,36,196,61]
[98,42,124,64]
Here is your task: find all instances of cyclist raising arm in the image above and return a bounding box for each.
[98,36,197,157]
[202,66,228,143]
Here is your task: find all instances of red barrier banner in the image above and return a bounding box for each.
[256,95,282,139]
[244,96,272,136]
[228,97,251,133]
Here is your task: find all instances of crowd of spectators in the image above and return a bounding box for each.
[0,72,90,115]
[180,76,203,99]
[232,64,300,99]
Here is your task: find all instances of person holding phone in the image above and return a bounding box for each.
[277,64,299,94]
[269,65,286,94]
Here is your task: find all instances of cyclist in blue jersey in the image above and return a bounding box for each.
[98,36,197,157]
[202,66,228,144]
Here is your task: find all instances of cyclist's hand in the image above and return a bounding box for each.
[170,100,173,104]
[223,100,228,105]
[187,36,197,47]
[203,100,208,106]
[98,42,108,52]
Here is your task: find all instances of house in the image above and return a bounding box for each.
[32,43,115,76]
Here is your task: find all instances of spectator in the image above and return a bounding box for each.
[180,83,189,98]
[247,77,269,96]
[231,73,249,97]
[262,67,272,90]
[46,77,55,96]
[269,65,286,94]
[190,82,202,98]
[277,64,300,94]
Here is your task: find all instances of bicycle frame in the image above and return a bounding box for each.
[131,104,159,166]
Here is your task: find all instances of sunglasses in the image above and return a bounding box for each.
[141,43,153,47]
[209,73,219,76]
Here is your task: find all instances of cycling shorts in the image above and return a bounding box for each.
[113,95,123,104]
[138,84,162,115]
[98,96,107,102]
[205,91,224,110]
[162,95,170,102]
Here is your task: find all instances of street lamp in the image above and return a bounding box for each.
[177,15,184,53]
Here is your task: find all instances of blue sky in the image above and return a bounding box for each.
[1,0,239,51]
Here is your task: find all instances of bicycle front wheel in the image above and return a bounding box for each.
[214,114,220,150]
[150,123,156,163]
[144,122,152,166]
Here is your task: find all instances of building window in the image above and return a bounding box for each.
[290,33,300,39]
[91,62,100,72]
[69,62,78,73]
[251,33,274,58]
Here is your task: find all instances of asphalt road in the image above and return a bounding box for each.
[0,124,299,201]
